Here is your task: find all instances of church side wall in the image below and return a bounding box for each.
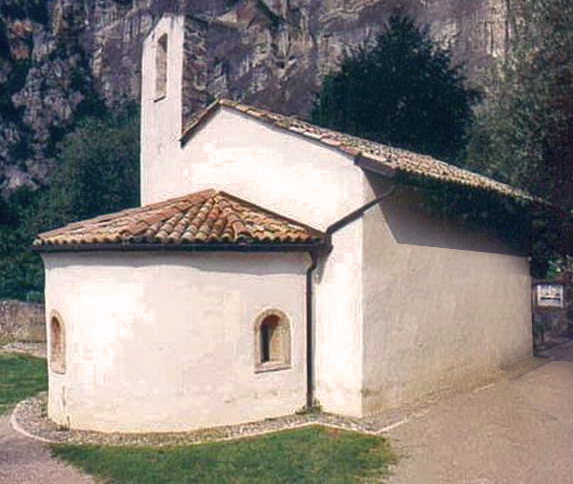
[43,251,308,432]
[361,177,533,414]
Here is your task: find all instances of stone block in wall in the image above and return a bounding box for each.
[0,300,46,343]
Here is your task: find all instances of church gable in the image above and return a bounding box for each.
[143,103,367,232]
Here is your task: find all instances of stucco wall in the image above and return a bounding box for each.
[361,177,533,414]
[314,221,364,416]
[142,107,366,232]
[43,251,308,432]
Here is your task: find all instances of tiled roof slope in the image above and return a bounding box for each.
[34,189,324,249]
[182,99,533,202]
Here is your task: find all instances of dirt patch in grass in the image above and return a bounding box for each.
[52,425,397,483]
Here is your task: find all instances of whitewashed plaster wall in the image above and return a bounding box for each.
[360,176,533,414]
[313,221,364,416]
[143,107,366,232]
[137,15,532,421]
[43,251,308,432]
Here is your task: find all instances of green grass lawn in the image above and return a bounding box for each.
[0,352,48,415]
[52,426,397,484]
[0,351,396,482]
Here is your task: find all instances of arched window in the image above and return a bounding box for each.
[255,310,291,372]
[49,312,66,374]
[155,33,168,100]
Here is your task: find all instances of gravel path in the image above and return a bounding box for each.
[0,413,94,484]
[384,360,573,484]
[11,394,387,447]
[0,344,93,483]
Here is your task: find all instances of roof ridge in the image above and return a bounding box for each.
[181,98,536,203]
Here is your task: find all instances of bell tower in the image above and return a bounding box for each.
[140,15,185,205]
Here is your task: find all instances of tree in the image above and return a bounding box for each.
[36,105,140,230]
[465,0,573,275]
[0,105,140,300]
[467,0,573,207]
[0,187,44,300]
[311,14,479,163]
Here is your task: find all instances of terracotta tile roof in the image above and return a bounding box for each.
[34,189,325,250]
[181,99,534,202]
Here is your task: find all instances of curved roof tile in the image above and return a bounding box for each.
[34,189,324,250]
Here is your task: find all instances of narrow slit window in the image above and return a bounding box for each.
[49,314,66,374]
[260,315,279,363]
[255,310,291,372]
[155,34,168,100]
[261,321,271,362]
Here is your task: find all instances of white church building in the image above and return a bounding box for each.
[34,14,533,433]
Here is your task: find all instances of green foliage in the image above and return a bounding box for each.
[52,426,397,484]
[0,105,140,300]
[465,0,573,274]
[40,105,140,227]
[312,14,479,163]
[0,187,44,300]
[0,352,47,415]
[467,0,573,200]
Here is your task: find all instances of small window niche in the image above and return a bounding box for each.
[155,33,168,101]
[255,309,291,372]
[49,312,66,374]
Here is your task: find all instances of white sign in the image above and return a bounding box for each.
[536,284,564,308]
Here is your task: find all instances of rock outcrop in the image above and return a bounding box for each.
[0,0,513,194]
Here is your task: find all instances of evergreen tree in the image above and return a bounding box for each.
[311,14,479,163]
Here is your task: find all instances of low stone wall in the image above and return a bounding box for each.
[0,300,45,343]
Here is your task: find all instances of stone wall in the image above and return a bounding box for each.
[0,300,46,343]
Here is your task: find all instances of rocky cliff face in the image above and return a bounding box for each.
[0,0,512,195]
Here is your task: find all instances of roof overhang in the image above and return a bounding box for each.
[33,241,325,254]
[354,153,396,178]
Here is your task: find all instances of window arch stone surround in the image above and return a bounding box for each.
[254,309,292,373]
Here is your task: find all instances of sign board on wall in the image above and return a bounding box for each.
[536,284,565,308]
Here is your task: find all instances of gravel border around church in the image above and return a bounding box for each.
[11,373,527,448]
[11,393,392,447]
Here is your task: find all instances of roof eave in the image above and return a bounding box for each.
[32,241,326,254]
[354,153,396,178]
